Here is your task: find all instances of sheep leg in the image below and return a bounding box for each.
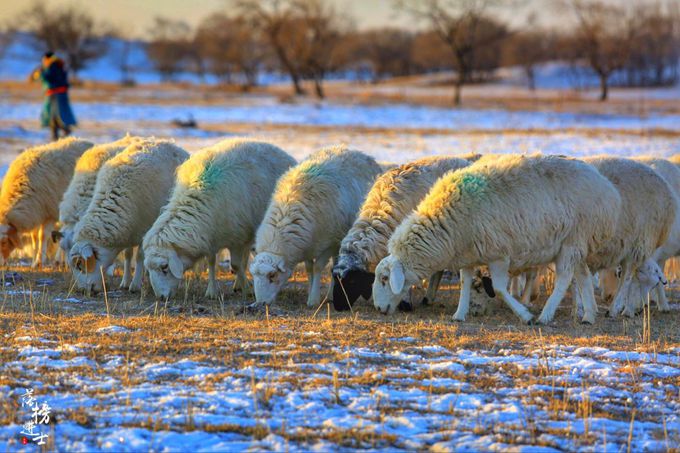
[488,260,534,323]
[205,253,219,299]
[32,224,45,268]
[510,274,525,298]
[521,268,538,306]
[129,247,144,293]
[423,270,444,305]
[236,244,250,292]
[655,259,671,312]
[119,248,134,288]
[307,249,333,308]
[609,262,634,318]
[453,267,474,321]
[537,258,576,325]
[573,263,597,324]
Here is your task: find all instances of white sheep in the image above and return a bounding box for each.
[332,156,470,310]
[631,156,680,311]
[582,156,675,318]
[57,136,140,286]
[373,154,621,325]
[142,138,296,300]
[0,137,93,267]
[68,139,189,293]
[250,146,382,308]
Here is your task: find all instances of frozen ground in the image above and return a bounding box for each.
[5,98,680,132]
[1,316,679,452]
[2,98,680,174]
[1,94,680,451]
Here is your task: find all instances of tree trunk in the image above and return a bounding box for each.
[526,66,536,91]
[291,72,304,95]
[314,76,324,99]
[598,73,609,101]
[453,75,463,106]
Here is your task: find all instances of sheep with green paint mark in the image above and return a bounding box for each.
[373,154,621,325]
[332,155,470,310]
[142,138,296,299]
[251,146,382,308]
[69,139,189,294]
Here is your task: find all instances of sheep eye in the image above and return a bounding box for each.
[160,264,169,275]
[267,272,277,283]
[380,275,388,286]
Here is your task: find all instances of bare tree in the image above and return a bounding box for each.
[568,0,636,101]
[22,1,108,77]
[395,0,508,105]
[294,0,350,98]
[503,16,555,91]
[624,1,680,87]
[351,28,415,82]
[233,0,307,94]
[195,13,268,89]
[146,17,192,82]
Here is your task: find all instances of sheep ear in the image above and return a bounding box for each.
[389,261,405,295]
[168,251,184,279]
[81,244,94,259]
[277,261,286,273]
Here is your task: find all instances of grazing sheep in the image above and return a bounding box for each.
[142,139,296,300]
[0,137,93,267]
[250,146,382,308]
[630,157,680,311]
[57,136,140,285]
[583,156,675,317]
[332,156,470,310]
[69,139,189,293]
[373,154,621,324]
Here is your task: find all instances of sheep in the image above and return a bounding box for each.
[630,156,680,311]
[332,156,470,310]
[250,146,382,308]
[57,136,140,285]
[68,139,189,294]
[142,139,296,300]
[582,156,675,318]
[0,137,93,267]
[372,153,621,324]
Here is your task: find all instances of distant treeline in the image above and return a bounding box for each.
[2,0,680,103]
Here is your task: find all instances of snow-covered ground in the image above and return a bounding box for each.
[1,328,678,451]
[5,98,680,131]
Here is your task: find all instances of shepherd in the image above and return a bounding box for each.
[32,52,77,140]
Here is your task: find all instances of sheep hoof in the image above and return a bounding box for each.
[452,314,466,322]
[526,317,537,326]
[398,300,413,312]
[581,316,595,325]
[420,297,429,306]
[128,284,142,293]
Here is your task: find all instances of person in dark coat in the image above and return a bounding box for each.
[32,51,77,140]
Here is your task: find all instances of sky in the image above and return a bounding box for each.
[0,0,631,38]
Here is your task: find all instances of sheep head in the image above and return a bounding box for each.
[636,259,667,292]
[0,224,20,259]
[332,269,375,311]
[372,255,418,315]
[145,247,188,299]
[68,241,119,294]
[250,252,291,306]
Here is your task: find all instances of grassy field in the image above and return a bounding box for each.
[1,262,679,451]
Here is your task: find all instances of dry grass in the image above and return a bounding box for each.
[1,261,678,450]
